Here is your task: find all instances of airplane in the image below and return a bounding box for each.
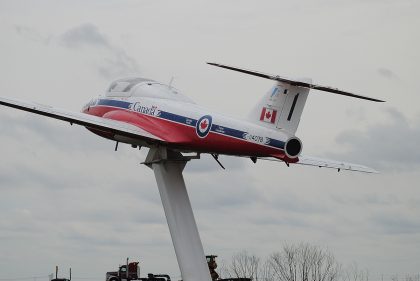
[0,62,384,173]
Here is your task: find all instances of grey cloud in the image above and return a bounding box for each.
[62,231,134,247]
[0,171,167,256]
[249,214,312,228]
[58,23,140,79]
[329,108,420,171]
[370,213,420,235]
[13,23,140,80]
[0,111,112,153]
[60,23,110,48]
[245,192,330,230]
[187,169,261,210]
[14,24,51,44]
[96,53,140,80]
[0,163,78,190]
[34,200,163,226]
[331,192,401,207]
[268,193,328,214]
[377,67,398,79]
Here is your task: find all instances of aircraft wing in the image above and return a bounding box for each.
[259,155,378,173]
[0,96,163,143]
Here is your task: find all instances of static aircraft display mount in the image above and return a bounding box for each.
[0,63,383,281]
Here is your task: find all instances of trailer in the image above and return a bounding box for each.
[106,257,251,281]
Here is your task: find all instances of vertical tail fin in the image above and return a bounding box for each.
[248,80,310,134]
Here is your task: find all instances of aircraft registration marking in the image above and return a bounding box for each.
[242,133,270,145]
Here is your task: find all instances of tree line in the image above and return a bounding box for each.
[218,243,419,281]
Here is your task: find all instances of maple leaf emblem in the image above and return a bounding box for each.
[200,119,208,130]
[265,111,272,119]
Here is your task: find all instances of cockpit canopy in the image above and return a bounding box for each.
[105,77,194,103]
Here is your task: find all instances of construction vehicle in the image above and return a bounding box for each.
[106,258,170,281]
[206,255,251,281]
[51,266,71,281]
[206,255,219,281]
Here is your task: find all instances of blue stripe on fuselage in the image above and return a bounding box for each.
[159,111,197,127]
[97,99,131,109]
[94,99,285,149]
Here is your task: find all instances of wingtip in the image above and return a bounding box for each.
[369,99,385,103]
[371,98,386,103]
[361,166,380,174]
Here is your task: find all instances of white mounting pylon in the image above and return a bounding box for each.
[144,147,212,281]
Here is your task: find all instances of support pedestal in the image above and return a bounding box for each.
[145,147,211,281]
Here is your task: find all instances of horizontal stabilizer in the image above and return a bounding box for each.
[258,155,378,173]
[207,62,384,102]
[296,155,378,173]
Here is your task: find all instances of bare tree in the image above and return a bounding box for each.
[224,250,261,280]
[269,244,298,281]
[342,263,369,281]
[218,259,231,280]
[260,260,275,281]
[404,274,420,281]
[389,274,399,281]
[267,243,340,281]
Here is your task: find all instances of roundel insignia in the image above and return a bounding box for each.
[196,115,212,138]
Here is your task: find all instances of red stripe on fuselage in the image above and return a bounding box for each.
[84,105,285,157]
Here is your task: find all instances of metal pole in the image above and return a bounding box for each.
[126,258,129,279]
[145,147,211,281]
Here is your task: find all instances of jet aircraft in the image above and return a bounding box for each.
[0,63,384,172]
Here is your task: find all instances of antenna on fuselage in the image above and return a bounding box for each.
[211,154,225,170]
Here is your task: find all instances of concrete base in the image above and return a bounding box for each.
[145,147,211,281]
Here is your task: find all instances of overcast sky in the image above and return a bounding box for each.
[1,0,420,280]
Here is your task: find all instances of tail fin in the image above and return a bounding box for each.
[207,62,384,134]
[248,80,310,134]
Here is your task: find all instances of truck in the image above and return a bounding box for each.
[106,258,170,281]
